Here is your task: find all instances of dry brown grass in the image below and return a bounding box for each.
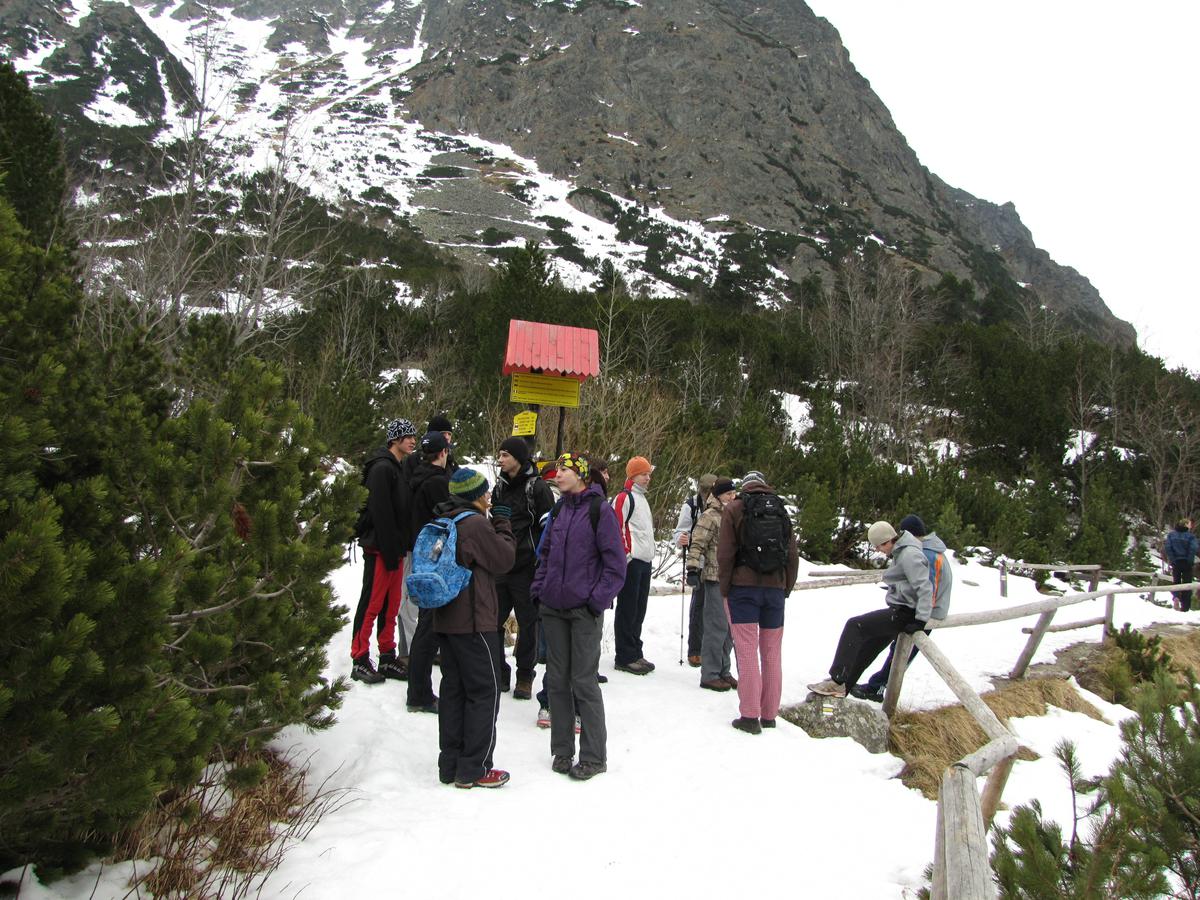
[889,678,1106,799]
[108,748,350,900]
[1160,628,1200,679]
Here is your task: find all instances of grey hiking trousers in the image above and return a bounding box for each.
[541,605,607,765]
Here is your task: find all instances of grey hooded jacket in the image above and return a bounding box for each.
[923,532,953,621]
[882,531,934,622]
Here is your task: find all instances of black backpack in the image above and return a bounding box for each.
[352,458,381,541]
[736,491,792,574]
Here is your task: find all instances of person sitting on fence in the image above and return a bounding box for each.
[808,520,932,699]
[851,514,953,702]
[1165,519,1199,612]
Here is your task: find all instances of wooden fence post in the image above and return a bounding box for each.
[1103,593,1115,638]
[931,789,948,900]
[980,756,1015,830]
[1010,609,1056,680]
[942,766,996,899]
[881,632,915,719]
[999,559,1008,598]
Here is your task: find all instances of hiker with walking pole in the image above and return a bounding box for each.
[678,546,687,665]
[673,474,718,666]
[686,479,739,692]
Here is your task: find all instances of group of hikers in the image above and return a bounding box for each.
[350,415,1196,790]
[349,415,817,788]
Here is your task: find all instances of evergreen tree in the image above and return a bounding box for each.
[0,63,66,248]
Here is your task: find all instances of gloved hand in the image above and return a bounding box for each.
[685,568,700,587]
[901,618,927,635]
[491,505,512,520]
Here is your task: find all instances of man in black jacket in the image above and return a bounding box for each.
[491,437,554,698]
[351,418,418,684]
[405,431,453,712]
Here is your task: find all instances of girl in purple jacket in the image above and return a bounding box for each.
[531,453,627,780]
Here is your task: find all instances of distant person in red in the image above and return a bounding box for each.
[351,418,418,685]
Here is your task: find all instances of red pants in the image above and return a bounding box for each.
[351,552,404,659]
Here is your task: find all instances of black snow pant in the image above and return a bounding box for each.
[1172,562,1195,612]
[829,605,917,688]
[687,583,705,657]
[496,567,538,685]
[407,607,439,707]
[437,631,502,784]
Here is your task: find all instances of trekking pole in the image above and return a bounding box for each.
[679,548,686,665]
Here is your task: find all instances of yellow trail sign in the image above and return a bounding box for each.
[512,411,538,436]
[510,373,581,408]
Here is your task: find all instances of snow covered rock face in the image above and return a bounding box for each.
[1,0,1135,345]
[782,695,890,754]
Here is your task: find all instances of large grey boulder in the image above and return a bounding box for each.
[781,694,890,754]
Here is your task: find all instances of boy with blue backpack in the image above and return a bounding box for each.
[851,515,953,701]
[808,520,933,700]
[408,467,516,788]
[1165,519,1199,612]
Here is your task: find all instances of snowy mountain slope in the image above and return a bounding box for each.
[2,0,1137,342]
[10,549,1188,899]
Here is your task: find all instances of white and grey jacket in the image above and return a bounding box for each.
[882,531,934,622]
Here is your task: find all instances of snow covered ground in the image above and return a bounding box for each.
[10,550,1193,898]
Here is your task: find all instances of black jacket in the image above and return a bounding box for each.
[409,461,452,551]
[360,446,410,570]
[491,463,555,575]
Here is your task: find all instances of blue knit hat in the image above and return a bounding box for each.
[449,467,489,502]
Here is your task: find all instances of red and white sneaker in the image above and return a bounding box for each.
[574,715,582,735]
[536,707,551,728]
[455,769,510,789]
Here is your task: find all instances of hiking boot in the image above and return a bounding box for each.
[500,673,511,693]
[351,656,384,685]
[807,679,847,698]
[615,659,652,675]
[722,675,739,689]
[551,755,573,775]
[378,653,408,681]
[536,707,552,728]
[761,718,777,728]
[638,658,656,672]
[597,673,608,684]
[687,654,702,668]
[407,699,439,714]
[732,716,762,735]
[850,684,885,703]
[574,715,581,735]
[513,679,533,700]
[700,678,731,692]
[568,761,607,781]
[455,768,510,789]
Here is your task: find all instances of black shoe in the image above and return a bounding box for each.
[761,718,777,728]
[597,673,608,684]
[850,684,885,703]
[407,699,439,714]
[551,755,573,775]
[732,716,762,735]
[568,761,607,780]
[513,679,533,701]
[378,653,409,681]
[439,772,455,785]
[351,656,384,685]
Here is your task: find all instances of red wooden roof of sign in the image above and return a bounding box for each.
[502,320,600,381]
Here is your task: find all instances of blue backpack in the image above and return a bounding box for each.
[406,510,477,609]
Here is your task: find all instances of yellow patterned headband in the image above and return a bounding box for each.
[556,452,590,480]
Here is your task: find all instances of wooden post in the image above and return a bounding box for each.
[931,788,947,900]
[1009,609,1056,679]
[555,406,566,458]
[999,558,1008,598]
[942,766,996,899]
[1087,568,1100,594]
[1103,593,1115,639]
[881,632,915,719]
[981,755,1016,831]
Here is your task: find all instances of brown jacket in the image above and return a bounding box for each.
[431,499,516,635]
[686,494,724,582]
[716,482,799,596]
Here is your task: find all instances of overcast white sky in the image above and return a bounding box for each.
[804,0,1199,373]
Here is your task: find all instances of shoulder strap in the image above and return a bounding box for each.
[620,488,635,524]
[923,547,944,605]
[588,494,602,532]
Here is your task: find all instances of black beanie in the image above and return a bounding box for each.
[428,414,453,433]
[899,514,927,537]
[499,436,531,467]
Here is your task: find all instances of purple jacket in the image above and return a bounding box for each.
[531,483,628,616]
